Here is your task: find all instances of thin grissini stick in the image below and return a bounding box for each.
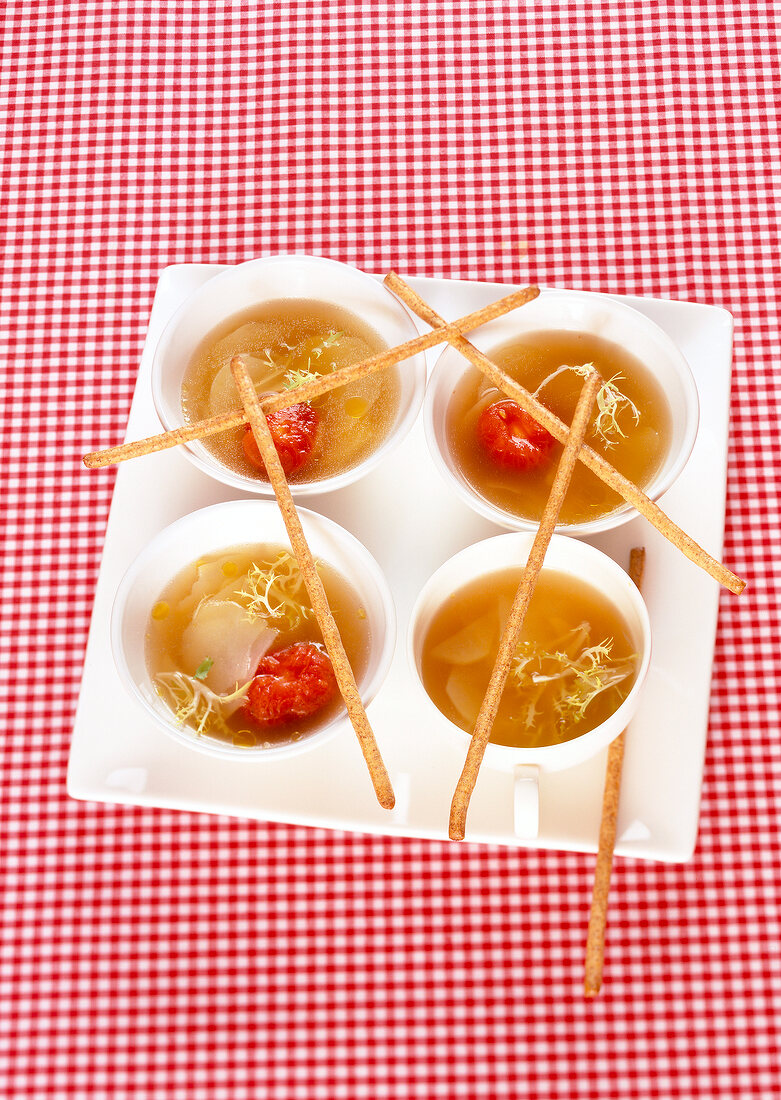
[83,407,253,467]
[230,358,396,811]
[383,272,746,597]
[584,547,646,998]
[449,370,602,842]
[82,284,541,470]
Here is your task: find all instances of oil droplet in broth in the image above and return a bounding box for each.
[344,396,369,419]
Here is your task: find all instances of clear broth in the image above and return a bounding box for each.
[181,299,401,483]
[146,543,370,748]
[447,329,673,525]
[420,567,638,748]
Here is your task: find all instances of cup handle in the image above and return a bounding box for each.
[513,764,540,838]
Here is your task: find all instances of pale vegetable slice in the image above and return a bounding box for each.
[324,335,374,371]
[462,388,502,433]
[552,622,590,659]
[483,480,529,497]
[329,337,386,415]
[483,462,557,496]
[209,322,280,363]
[445,668,487,727]
[628,425,662,455]
[317,397,378,467]
[477,374,503,399]
[209,353,284,415]
[286,333,372,380]
[180,598,277,694]
[178,557,242,619]
[431,612,496,665]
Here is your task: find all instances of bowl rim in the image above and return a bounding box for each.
[150,254,428,497]
[424,287,700,536]
[110,498,397,761]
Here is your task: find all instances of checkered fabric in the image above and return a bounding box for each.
[1,2,778,1097]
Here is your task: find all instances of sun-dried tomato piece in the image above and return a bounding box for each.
[476,400,555,470]
[244,642,338,728]
[242,403,319,476]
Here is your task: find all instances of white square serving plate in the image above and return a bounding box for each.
[69,265,733,862]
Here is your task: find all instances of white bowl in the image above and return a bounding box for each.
[152,254,427,495]
[111,500,396,760]
[408,533,651,835]
[424,289,700,536]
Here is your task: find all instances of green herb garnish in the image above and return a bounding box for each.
[193,657,213,681]
[282,331,343,390]
[283,367,321,391]
[312,330,343,355]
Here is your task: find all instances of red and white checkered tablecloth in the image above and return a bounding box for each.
[1,2,778,1096]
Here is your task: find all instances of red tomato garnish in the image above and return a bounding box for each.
[242,403,319,476]
[476,400,555,470]
[244,642,338,728]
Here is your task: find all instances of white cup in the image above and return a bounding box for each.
[111,499,396,760]
[424,288,699,536]
[408,532,652,837]
[152,254,427,495]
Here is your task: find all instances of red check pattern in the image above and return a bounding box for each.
[1,2,779,1097]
